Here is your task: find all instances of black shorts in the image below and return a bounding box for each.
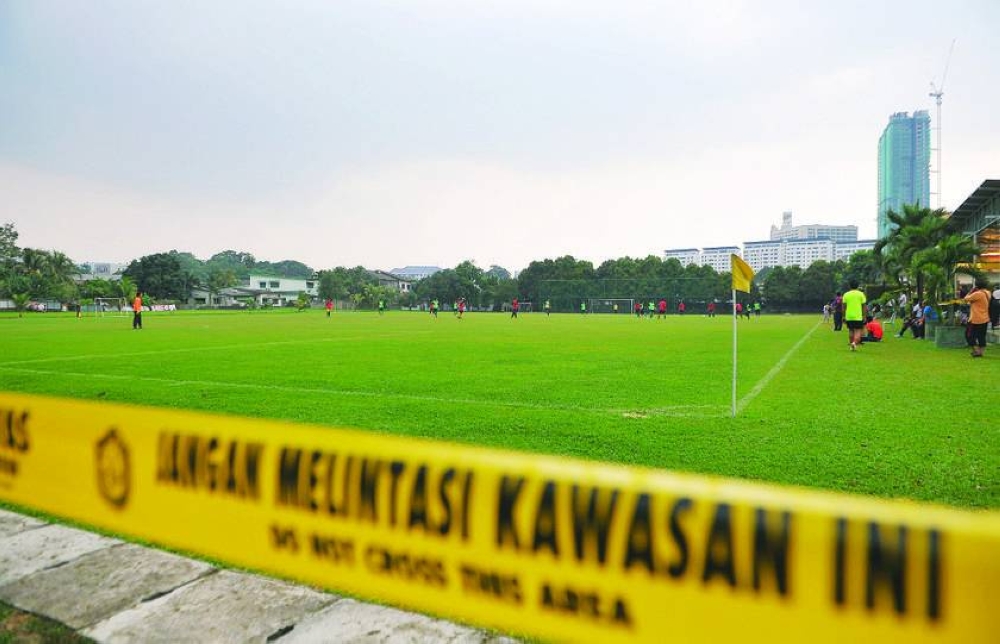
[845,320,865,330]
[969,322,988,347]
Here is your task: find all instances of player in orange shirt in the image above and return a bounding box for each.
[132,292,143,330]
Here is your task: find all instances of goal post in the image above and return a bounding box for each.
[94,297,127,318]
[588,298,633,314]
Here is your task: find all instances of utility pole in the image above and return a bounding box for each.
[929,39,955,210]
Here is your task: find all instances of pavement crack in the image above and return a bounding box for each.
[139,567,218,603]
[266,624,295,641]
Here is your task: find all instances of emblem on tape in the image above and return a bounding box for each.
[96,428,131,508]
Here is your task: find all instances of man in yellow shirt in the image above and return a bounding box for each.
[842,280,867,351]
[964,280,990,358]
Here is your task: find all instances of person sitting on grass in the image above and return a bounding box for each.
[860,315,883,343]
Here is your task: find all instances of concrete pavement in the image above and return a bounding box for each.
[0,509,518,643]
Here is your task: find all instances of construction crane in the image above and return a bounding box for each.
[928,39,955,209]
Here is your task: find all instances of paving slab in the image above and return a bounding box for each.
[279,599,519,644]
[0,524,119,586]
[0,508,46,538]
[83,569,336,644]
[0,542,214,629]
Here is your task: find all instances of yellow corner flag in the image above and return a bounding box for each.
[731,254,754,293]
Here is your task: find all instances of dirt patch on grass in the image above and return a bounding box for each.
[0,601,92,644]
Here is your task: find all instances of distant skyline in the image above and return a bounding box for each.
[2,1,998,273]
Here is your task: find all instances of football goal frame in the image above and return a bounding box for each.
[94,297,128,318]
[587,298,634,314]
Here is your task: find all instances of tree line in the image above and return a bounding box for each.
[3,204,983,313]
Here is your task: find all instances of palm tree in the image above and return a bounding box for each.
[911,233,982,308]
[118,276,136,300]
[11,292,30,318]
[873,204,950,303]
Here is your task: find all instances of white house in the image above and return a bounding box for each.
[245,274,319,306]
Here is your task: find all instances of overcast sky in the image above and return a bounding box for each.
[2,1,997,273]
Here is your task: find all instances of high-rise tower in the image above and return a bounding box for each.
[877,111,931,238]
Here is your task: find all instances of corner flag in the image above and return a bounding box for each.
[730,254,754,417]
[731,254,754,293]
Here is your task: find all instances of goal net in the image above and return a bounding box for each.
[94,297,128,317]
[587,298,633,314]
[503,301,533,313]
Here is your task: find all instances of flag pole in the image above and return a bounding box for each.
[731,289,737,417]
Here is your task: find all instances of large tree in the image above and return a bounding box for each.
[798,260,839,306]
[761,265,803,308]
[317,266,376,303]
[123,253,188,300]
[0,222,18,265]
[207,267,239,305]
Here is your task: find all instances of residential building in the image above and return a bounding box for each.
[742,238,875,271]
[878,111,931,238]
[783,239,836,269]
[389,266,442,281]
[77,261,125,282]
[743,241,783,272]
[834,240,877,262]
[243,274,318,306]
[369,270,414,293]
[700,246,741,273]
[663,248,700,266]
[770,211,858,243]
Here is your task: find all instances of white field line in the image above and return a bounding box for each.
[0,365,731,419]
[0,332,429,367]
[1,323,820,419]
[735,322,821,415]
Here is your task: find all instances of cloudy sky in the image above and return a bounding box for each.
[2,1,997,273]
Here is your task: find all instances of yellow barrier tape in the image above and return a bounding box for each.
[1,392,999,642]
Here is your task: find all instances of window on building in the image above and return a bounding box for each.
[306,282,314,289]
[270,281,280,288]
[259,282,267,289]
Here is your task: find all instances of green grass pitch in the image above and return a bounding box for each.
[1,309,996,509]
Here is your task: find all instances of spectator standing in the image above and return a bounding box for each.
[964,280,991,357]
[842,281,867,351]
[990,284,1000,330]
[832,292,844,331]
